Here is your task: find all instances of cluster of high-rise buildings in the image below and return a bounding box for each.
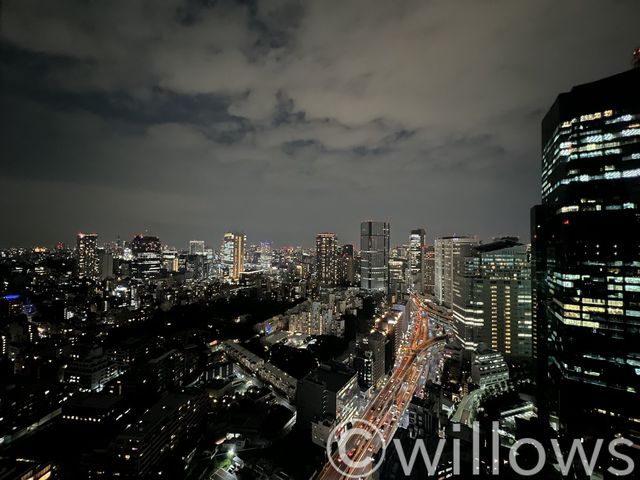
[2,55,639,479]
[76,231,251,283]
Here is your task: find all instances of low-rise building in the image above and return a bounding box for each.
[470,347,509,390]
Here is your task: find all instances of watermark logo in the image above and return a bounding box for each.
[326,418,387,478]
[327,419,635,477]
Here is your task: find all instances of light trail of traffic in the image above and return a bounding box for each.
[315,294,446,480]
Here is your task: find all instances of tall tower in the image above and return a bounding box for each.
[409,228,426,293]
[532,67,640,441]
[424,245,435,295]
[258,241,272,271]
[434,236,478,307]
[337,244,356,286]
[360,221,390,293]
[316,233,338,287]
[77,232,98,279]
[222,232,246,281]
[452,238,532,357]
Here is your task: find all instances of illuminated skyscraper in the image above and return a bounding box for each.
[316,233,338,287]
[222,232,246,281]
[360,221,390,293]
[424,245,435,294]
[388,256,407,300]
[409,228,426,293]
[434,236,478,307]
[452,238,532,357]
[337,244,356,286]
[77,232,99,279]
[131,234,162,279]
[258,241,272,271]
[189,240,205,255]
[533,66,640,441]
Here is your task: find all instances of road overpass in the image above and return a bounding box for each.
[315,294,446,479]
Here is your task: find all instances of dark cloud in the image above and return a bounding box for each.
[1,0,639,248]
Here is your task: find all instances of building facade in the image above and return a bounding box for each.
[112,393,207,478]
[409,228,426,293]
[316,233,338,287]
[434,236,479,308]
[532,67,640,441]
[258,241,272,271]
[360,221,390,293]
[222,232,246,281]
[452,238,532,358]
[424,245,435,295]
[77,232,99,279]
[337,244,356,286]
[189,240,205,255]
[296,363,359,446]
[130,235,162,279]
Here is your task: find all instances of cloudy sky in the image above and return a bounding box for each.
[1,0,638,249]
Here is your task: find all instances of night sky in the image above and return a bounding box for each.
[1,0,639,248]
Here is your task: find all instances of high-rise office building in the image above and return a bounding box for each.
[452,238,532,357]
[360,221,390,293]
[388,256,407,300]
[131,234,162,279]
[258,241,272,271]
[409,228,426,293]
[434,236,478,307]
[316,233,338,287]
[221,232,246,281]
[77,232,99,279]
[100,250,114,280]
[532,66,640,441]
[337,244,356,286]
[424,245,435,295]
[353,333,386,390]
[189,240,205,255]
[353,345,375,391]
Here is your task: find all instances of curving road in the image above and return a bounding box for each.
[315,294,446,479]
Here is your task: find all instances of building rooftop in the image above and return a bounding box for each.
[119,393,197,438]
[308,363,356,393]
[475,237,522,252]
[67,393,122,410]
[543,67,640,140]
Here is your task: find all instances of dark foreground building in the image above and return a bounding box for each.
[532,66,640,445]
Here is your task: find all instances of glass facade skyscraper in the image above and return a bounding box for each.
[131,234,162,279]
[221,232,246,281]
[532,67,640,441]
[360,221,390,293]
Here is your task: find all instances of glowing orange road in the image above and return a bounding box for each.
[315,294,446,480]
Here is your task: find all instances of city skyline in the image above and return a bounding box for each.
[1,223,507,251]
[2,1,639,248]
[1,2,639,479]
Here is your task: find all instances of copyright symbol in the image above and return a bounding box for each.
[326,418,386,478]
